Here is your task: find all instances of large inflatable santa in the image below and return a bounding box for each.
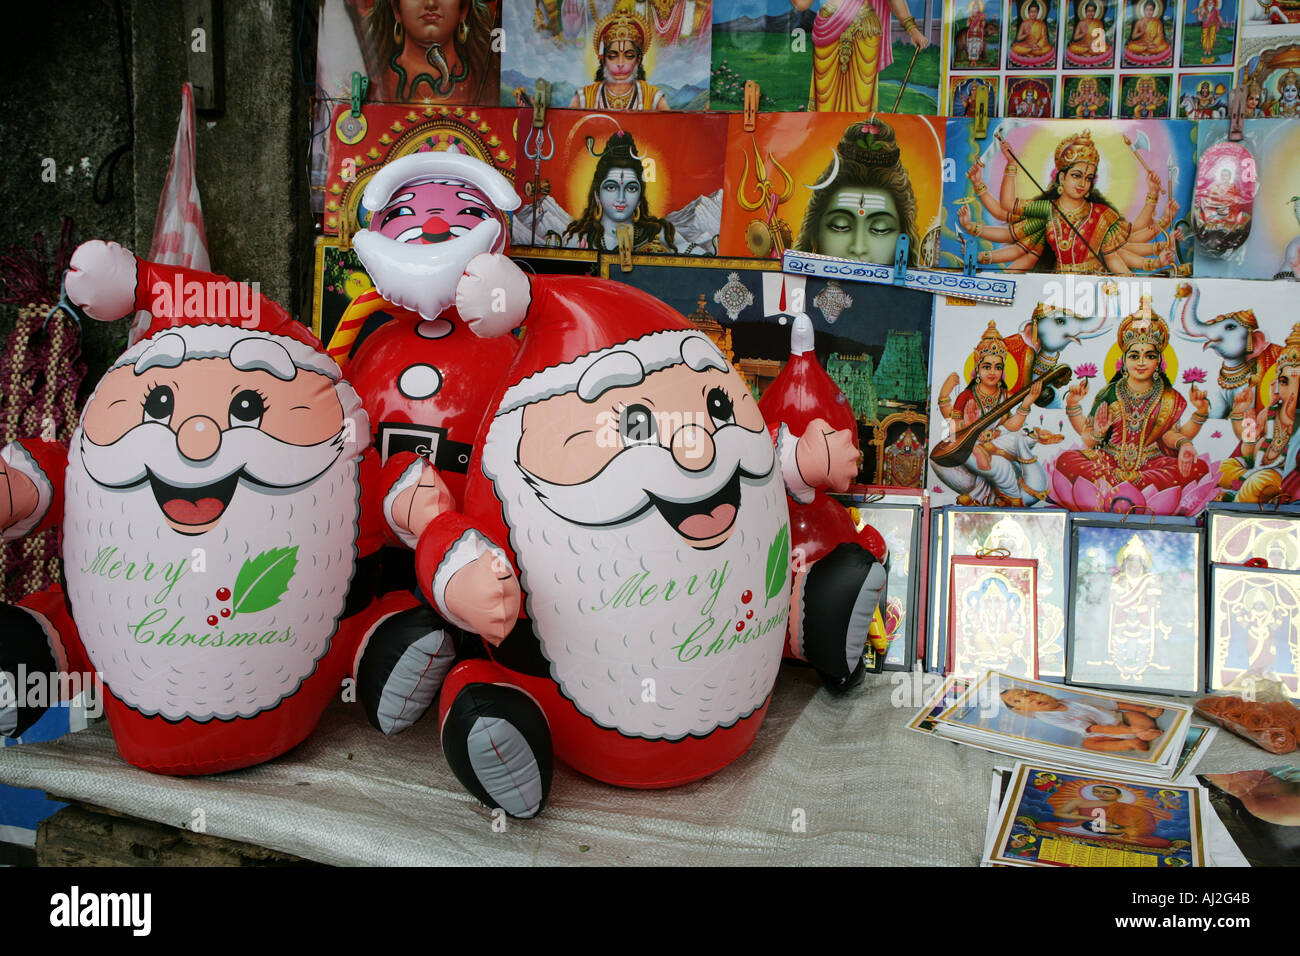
[409,258,889,818]
[0,242,378,773]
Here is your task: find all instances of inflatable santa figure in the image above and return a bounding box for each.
[411,260,888,817]
[0,241,378,774]
[757,313,890,688]
[323,152,523,739]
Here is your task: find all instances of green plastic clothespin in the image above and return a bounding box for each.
[351,72,369,118]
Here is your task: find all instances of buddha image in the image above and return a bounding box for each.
[793,119,922,267]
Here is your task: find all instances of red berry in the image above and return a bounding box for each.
[206,615,219,626]
[220,608,231,618]
[741,589,753,604]
[216,587,231,601]
[735,621,745,632]
[746,610,754,619]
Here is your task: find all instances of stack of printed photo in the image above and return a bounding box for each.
[982,763,1212,868]
[927,671,1196,781]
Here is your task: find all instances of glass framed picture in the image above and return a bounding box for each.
[948,555,1039,679]
[1067,516,1205,695]
[1206,506,1300,570]
[840,498,922,672]
[1209,564,1300,698]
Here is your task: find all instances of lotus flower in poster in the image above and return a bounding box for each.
[1046,455,1222,516]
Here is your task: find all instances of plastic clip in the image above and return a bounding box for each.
[533,78,551,129]
[973,85,989,140]
[350,71,369,118]
[1228,85,1246,142]
[892,233,910,286]
[617,223,634,272]
[743,81,760,132]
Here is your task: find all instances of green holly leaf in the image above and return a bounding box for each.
[764,523,790,606]
[230,546,298,618]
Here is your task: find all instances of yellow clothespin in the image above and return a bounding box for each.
[533,78,551,129]
[617,224,634,272]
[973,85,989,140]
[743,81,760,132]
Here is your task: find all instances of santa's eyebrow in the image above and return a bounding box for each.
[386,192,416,206]
[563,430,593,447]
[455,191,489,207]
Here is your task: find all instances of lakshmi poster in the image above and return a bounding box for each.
[718,111,945,262]
[1193,119,1300,280]
[601,258,931,485]
[710,0,943,113]
[322,102,520,236]
[940,118,1195,274]
[510,111,726,254]
[927,273,1300,516]
[501,0,711,109]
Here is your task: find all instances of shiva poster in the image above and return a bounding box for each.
[940,118,1195,274]
[511,110,726,254]
[927,273,1300,516]
[1193,118,1300,280]
[710,0,943,113]
[502,0,712,109]
[601,258,931,485]
[719,111,945,262]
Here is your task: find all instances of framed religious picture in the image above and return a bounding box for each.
[948,554,1039,678]
[944,507,1070,679]
[928,505,947,672]
[1066,516,1205,695]
[1209,564,1300,698]
[836,494,924,670]
[1207,507,1300,569]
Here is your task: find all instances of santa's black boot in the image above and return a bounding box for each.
[356,603,459,735]
[795,543,888,693]
[440,680,553,820]
[0,605,60,738]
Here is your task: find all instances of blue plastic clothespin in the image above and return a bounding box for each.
[963,238,978,276]
[45,279,86,348]
[350,71,369,118]
[892,234,909,286]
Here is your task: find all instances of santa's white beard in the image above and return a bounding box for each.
[352,218,501,321]
[483,409,791,741]
[61,433,360,722]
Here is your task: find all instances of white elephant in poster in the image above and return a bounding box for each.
[931,426,1065,507]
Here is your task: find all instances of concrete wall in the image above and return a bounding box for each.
[0,0,315,380]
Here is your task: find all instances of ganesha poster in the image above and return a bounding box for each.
[1192,118,1300,280]
[718,111,945,263]
[603,258,931,486]
[502,0,711,109]
[940,118,1195,274]
[709,0,944,114]
[927,272,1300,516]
[511,110,725,254]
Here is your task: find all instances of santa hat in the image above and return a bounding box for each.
[756,313,857,439]
[495,277,729,416]
[360,151,520,222]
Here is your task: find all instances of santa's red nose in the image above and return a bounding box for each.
[422,216,450,236]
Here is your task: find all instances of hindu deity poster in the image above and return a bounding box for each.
[1175,72,1231,115]
[1118,72,1173,116]
[1067,518,1203,694]
[511,110,726,254]
[1063,0,1117,68]
[1062,73,1115,116]
[940,119,1194,275]
[601,258,931,484]
[1208,508,1300,568]
[1182,0,1238,66]
[943,507,1070,677]
[502,1,711,109]
[951,0,1003,70]
[1006,74,1057,113]
[1237,24,1300,117]
[1210,565,1300,696]
[987,764,1207,867]
[1193,119,1300,280]
[710,0,943,113]
[1005,0,1060,70]
[928,274,1300,516]
[948,555,1039,677]
[322,102,519,236]
[718,111,945,263]
[950,75,1001,117]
